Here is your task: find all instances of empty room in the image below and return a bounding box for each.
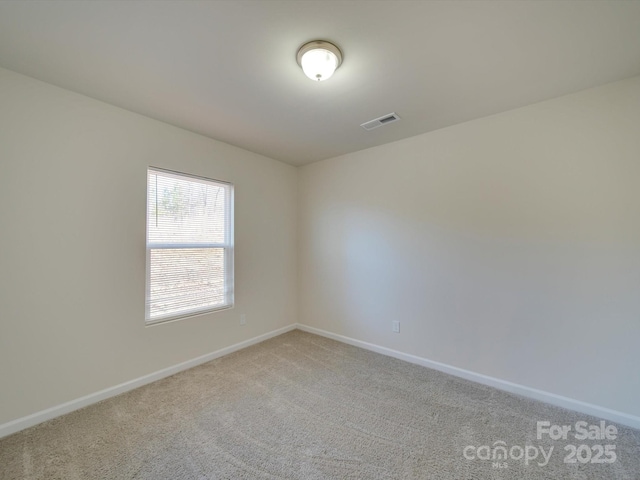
[1,1,639,479]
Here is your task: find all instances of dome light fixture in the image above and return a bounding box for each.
[296,40,343,82]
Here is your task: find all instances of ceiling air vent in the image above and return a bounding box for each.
[360,112,401,131]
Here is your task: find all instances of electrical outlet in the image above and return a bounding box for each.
[240,314,247,326]
[392,321,400,333]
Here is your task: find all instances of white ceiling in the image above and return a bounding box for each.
[1,1,639,166]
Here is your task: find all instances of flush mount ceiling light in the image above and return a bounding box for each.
[296,40,343,82]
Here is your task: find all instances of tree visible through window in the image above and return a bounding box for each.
[146,168,233,324]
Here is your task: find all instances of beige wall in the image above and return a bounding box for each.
[299,76,640,418]
[2,64,639,428]
[0,67,298,425]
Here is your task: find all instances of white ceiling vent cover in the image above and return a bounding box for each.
[360,112,401,131]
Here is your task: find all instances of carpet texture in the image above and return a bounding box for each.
[0,330,638,479]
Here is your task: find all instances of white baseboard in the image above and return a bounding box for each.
[296,324,640,430]
[0,324,297,439]
[3,322,638,439]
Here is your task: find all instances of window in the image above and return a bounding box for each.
[146,167,233,324]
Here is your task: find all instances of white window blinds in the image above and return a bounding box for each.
[146,168,233,324]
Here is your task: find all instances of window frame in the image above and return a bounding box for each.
[145,167,234,325]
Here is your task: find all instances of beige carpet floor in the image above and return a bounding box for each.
[0,330,638,479]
